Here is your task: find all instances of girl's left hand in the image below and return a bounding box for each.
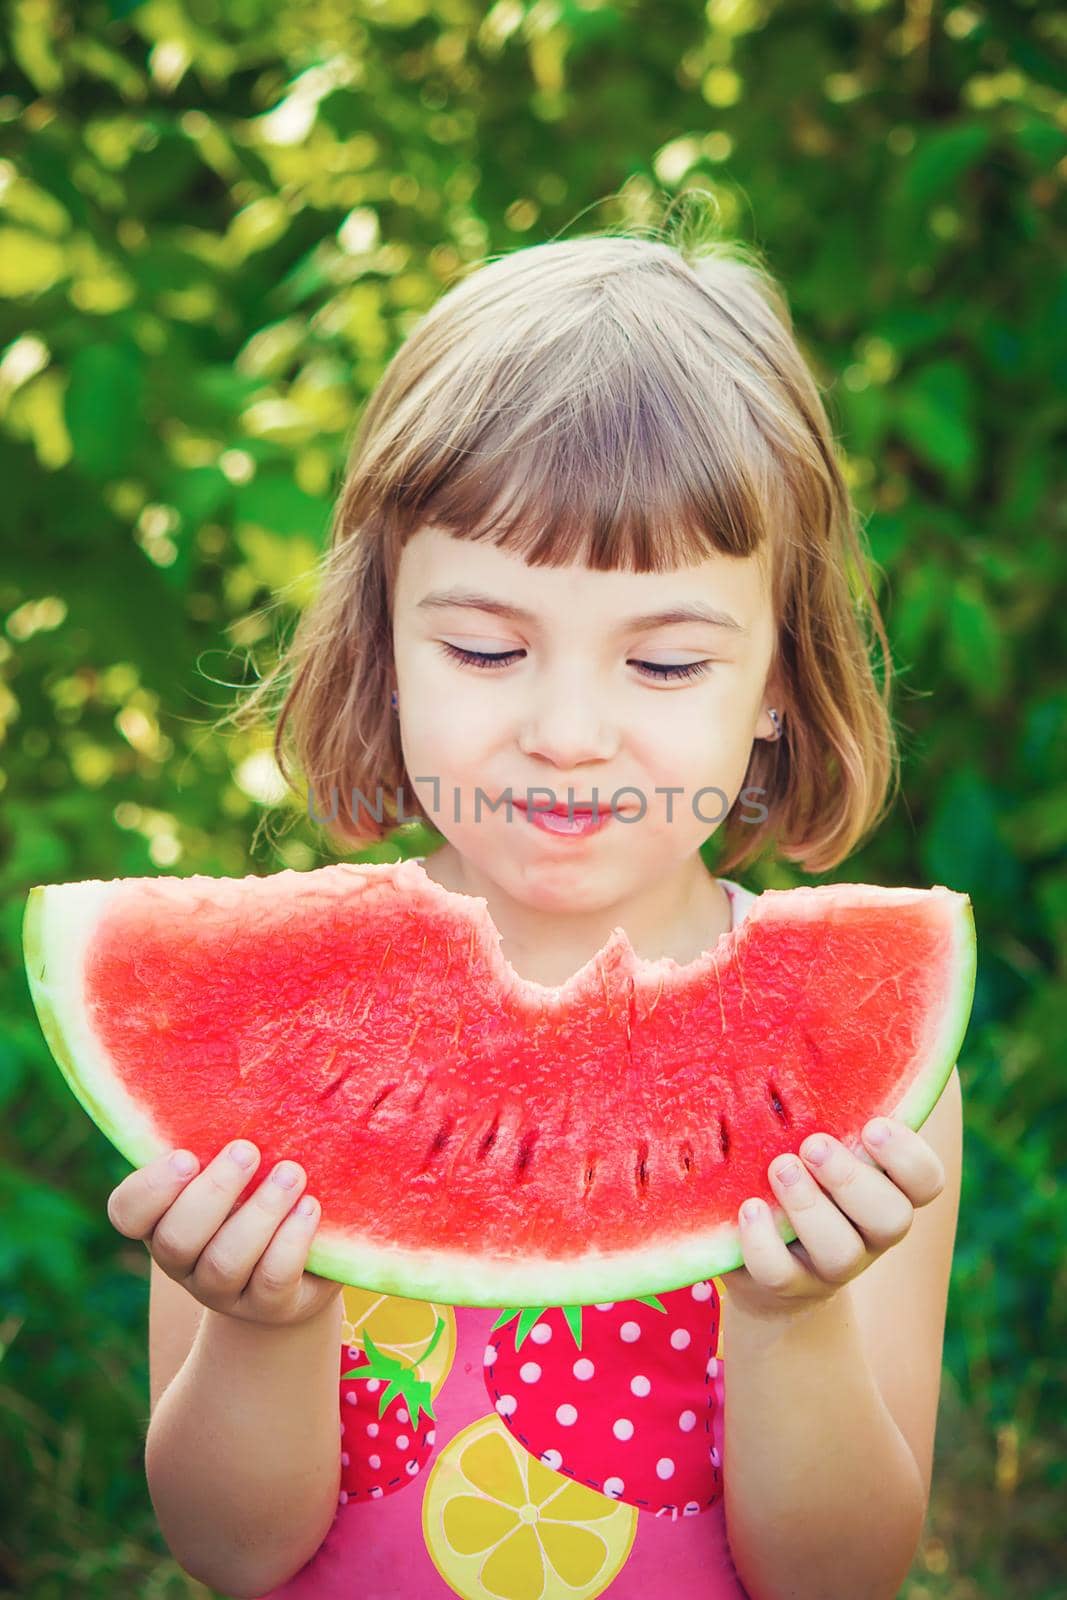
[720,1117,946,1319]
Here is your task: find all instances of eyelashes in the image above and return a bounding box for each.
[438,643,712,682]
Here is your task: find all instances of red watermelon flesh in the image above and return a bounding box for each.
[22,859,975,1307]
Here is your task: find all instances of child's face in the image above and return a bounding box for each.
[391,525,779,901]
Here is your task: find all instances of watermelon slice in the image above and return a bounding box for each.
[22,860,975,1307]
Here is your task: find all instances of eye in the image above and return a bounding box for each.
[440,644,522,671]
[633,659,711,681]
[438,644,712,681]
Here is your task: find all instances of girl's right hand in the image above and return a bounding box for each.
[106,1140,342,1328]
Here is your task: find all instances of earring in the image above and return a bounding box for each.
[390,690,398,713]
[768,708,782,741]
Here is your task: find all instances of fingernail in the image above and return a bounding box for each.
[272,1162,299,1188]
[297,1195,317,1217]
[803,1136,829,1165]
[229,1140,257,1168]
[741,1200,763,1224]
[775,1160,802,1185]
[170,1150,198,1176]
[866,1120,891,1147]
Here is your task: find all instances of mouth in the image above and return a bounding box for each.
[513,800,615,817]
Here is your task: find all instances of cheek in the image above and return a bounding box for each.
[638,710,726,770]
[403,705,486,777]
[636,716,753,806]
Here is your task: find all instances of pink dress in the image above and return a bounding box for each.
[263,876,757,1600]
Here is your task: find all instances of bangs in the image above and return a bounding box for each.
[372,269,784,577]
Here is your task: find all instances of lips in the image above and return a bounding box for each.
[514,800,617,817]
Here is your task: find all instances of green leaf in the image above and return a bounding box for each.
[890,561,950,663]
[901,123,994,214]
[65,342,145,479]
[921,767,1021,900]
[237,472,331,540]
[946,577,1007,703]
[893,361,977,492]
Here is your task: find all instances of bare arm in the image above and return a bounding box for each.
[146,1282,344,1599]
[107,1139,347,1600]
[719,1072,963,1600]
[721,1287,926,1600]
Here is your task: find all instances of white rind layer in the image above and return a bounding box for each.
[307,1213,791,1304]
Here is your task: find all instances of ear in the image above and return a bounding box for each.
[759,664,787,740]
[756,710,781,743]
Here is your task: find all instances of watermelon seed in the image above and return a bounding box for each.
[514,1129,538,1181]
[679,1142,695,1177]
[477,1117,500,1160]
[635,1139,650,1194]
[318,1068,348,1102]
[419,1120,453,1171]
[768,1081,790,1123]
[368,1083,398,1114]
[582,1158,597,1195]
[718,1117,730,1159]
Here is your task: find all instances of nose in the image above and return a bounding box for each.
[517,676,619,769]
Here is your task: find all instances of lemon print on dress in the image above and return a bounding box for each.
[423,1413,637,1600]
[341,1285,456,1394]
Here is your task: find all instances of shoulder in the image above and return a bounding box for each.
[718,876,758,928]
[847,1064,963,1503]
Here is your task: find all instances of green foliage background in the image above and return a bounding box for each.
[1,1,1064,1595]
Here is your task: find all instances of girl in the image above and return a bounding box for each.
[110,221,962,1600]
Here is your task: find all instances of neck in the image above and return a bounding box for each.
[418,846,733,988]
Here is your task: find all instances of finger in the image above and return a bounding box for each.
[859,1119,946,1206]
[193,1159,309,1300]
[737,1197,808,1295]
[107,1148,203,1240]
[769,1155,869,1284]
[150,1140,263,1277]
[799,1132,915,1253]
[242,1193,321,1309]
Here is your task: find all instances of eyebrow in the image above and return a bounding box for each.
[416,588,748,635]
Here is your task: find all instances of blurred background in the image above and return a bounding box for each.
[1,1,1064,1595]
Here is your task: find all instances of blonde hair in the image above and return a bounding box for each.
[226,199,899,876]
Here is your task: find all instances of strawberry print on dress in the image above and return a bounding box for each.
[484,1286,725,1520]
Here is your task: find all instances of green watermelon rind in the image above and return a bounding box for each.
[24,882,172,1173]
[23,874,976,1306]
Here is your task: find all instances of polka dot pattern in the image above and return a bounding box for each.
[479,1278,727,1522]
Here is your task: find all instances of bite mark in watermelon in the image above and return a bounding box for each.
[22,859,975,1307]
